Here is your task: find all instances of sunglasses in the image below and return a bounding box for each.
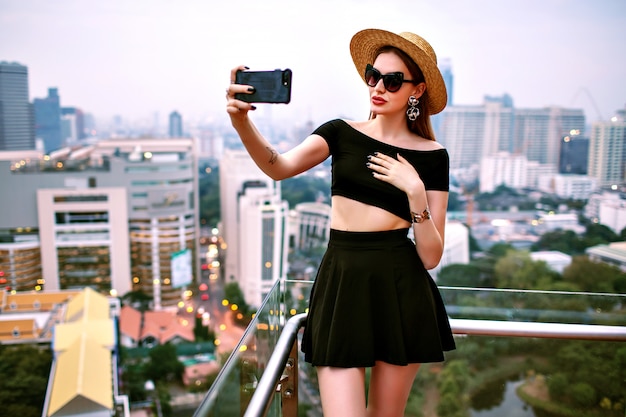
[364,64,417,92]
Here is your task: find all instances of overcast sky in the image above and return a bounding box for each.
[1,0,625,128]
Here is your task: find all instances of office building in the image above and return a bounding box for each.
[0,61,35,150]
[438,104,488,170]
[169,110,183,138]
[289,202,331,251]
[219,149,289,307]
[559,132,588,174]
[587,108,626,189]
[33,87,63,153]
[0,138,200,307]
[514,107,585,166]
[537,174,597,200]
[438,96,514,171]
[61,107,86,144]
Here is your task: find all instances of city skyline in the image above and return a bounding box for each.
[1,0,625,128]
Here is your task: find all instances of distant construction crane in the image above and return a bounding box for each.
[570,87,604,121]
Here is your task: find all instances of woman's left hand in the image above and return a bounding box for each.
[367,152,425,196]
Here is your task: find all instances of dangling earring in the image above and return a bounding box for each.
[407,96,420,121]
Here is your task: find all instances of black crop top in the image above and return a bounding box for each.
[313,119,449,223]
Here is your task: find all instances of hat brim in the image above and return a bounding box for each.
[350,29,447,115]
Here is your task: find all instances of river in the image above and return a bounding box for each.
[470,377,559,417]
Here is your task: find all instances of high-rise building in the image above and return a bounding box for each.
[0,138,200,307]
[438,98,585,175]
[559,132,589,174]
[33,87,63,153]
[169,111,183,138]
[438,95,514,171]
[0,61,35,150]
[514,107,585,166]
[61,107,86,143]
[587,107,626,189]
[219,149,289,307]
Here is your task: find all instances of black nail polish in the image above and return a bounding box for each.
[250,105,257,110]
[247,87,256,93]
[366,162,371,167]
[373,151,379,156]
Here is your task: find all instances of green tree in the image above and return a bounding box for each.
[281,175,330,208]
[438,264,483,287]
[547,372,569,399]
[562,255,623,293]
[531,229,584,254]
[583,223,619,246]
[569,382,597,408]
[194,315,216,342]
[144,343,184,383]
[493,250,559,290]
[224,282,251,313]
[0,345,52,417]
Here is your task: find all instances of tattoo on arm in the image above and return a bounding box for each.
[266,147,278,165]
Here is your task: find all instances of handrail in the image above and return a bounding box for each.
[243,313,308,417]
[236,314,626,417]
[450,318,626,341]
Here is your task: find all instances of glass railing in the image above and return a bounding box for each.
[194,280,626,417]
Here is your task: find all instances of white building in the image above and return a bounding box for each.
[427,221,470,280]
[479,152,528,193]
[37,187,131,297]
[219,149,290,307]
[289,202,331,251]
[588,110,626,189]
[530,251,572,274]
[535,212,585,234]
[598,198,626,234]
[586,242,626,272]
[537,174,598,200]
[0,138,200,308]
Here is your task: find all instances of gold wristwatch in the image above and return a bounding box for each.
[411,208,431,224]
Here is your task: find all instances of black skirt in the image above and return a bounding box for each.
[301,228,455,368]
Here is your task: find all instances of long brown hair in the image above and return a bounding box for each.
[372,46,437,141]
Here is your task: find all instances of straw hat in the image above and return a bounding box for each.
[350,29,447,115]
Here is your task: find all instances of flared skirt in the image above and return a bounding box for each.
[301,228,455,368]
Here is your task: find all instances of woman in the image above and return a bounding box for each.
[226,28,455,417]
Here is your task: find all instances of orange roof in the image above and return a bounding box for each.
[2,290,79,312]
[0,318,38,341]
[118,306,195,345]
[119,305,142,341]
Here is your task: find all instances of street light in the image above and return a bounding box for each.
[144,380,163,417]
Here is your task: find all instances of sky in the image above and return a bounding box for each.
[1,0,625,128]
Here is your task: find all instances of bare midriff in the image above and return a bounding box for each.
[330,196,410,232]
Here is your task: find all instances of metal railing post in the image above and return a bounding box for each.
[278,338,298,417]
[243,313,307,417]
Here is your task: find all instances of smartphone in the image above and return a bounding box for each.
[235,69,292,104]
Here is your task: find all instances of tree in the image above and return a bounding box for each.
[0,345,52,417]
[493,250,559,290]
[531,229,584,254]
[438,264,484,287]
[144,343,184,383]
[562,256,623,294]
[224,282,251,314]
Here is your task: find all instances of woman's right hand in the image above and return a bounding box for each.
[225,65,257,123]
